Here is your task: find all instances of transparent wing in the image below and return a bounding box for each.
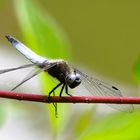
[11,62,57,91]
[11,68,43,91]
[0,64,35,74]
[77,70,134,113]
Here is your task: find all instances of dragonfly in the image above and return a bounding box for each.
[0,35,134,113]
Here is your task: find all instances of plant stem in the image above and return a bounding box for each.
[0,90,139,104]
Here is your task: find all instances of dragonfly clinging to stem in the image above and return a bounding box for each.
[0,35,134,113]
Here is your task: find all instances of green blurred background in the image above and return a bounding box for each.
[0,0,140,140]
[1,0,140,84]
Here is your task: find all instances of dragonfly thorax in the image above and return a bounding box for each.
[47,60,81,88]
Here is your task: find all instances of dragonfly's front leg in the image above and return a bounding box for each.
[59,84,65,97]
[65,85,72,96]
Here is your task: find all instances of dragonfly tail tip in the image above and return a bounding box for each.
[5,35,10,40]
[5,35,14,42]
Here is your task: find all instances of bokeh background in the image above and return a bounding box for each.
[0,0,140,140]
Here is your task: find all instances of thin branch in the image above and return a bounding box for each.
[0,90,139,104]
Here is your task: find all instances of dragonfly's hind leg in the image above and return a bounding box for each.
[48,82,62,97]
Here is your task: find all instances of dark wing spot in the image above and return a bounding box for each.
[112,86,119,90]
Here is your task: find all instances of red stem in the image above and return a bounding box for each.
[0,90,139,104]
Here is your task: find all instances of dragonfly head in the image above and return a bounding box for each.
[66,72,81,88]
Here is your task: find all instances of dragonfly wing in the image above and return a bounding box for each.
[76,70,134,113]
[6,35,47,65]
[11,68,43,91]
[11,62,57,91]
[0,64,35,74]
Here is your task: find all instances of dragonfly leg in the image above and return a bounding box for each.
[48,84,62,118]
[48,82,62,97]
[59,84,65,97]
[65,85,72,96]
[52,101,58,118]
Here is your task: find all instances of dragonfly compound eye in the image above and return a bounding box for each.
[68,73,81,89]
